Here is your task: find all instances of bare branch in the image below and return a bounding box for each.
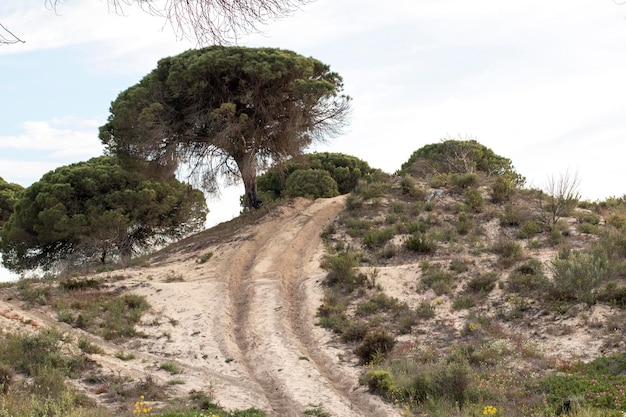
[35,0,314,45]
[538,169,581,225]
[0,22,24,45]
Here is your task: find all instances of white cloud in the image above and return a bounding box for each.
[0,118,104,186]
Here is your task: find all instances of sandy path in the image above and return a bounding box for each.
[118,196,401,416]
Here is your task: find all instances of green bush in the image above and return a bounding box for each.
[344,218,372,237]
[466,272,499,294]
[160,361,183,374]
[422,267,453,293]
[363,227,396,248]
[406,233,436,253]
[518,221,542,239]
[59,278,100,291]
[597,281,626,307]
[390,201,406,214]
[406,220,429,234]
[507,259,550,295]
[549,251,609,305]
[255,152,377,202]
[464,189,484,213]
[354,330,396,364]
[362,370,395,397]
[578,212,601,225]
[452,294,477,310]
[399,139,525,188]
[416,301,436,319]
[449,259,469,273]
[283,169,339,199]
[340,321,369,343]
[499,204,531,227]
[455,212,473,235]
[491,175,516,203]
[578,222,599,235]
[32,365,67,398]
[450,173,479,190]
[0,362,13,393]
[322,251,366,292]
[353,180,390,199]
[491,239,523,267]
[431,360,472,407]
[1,328,66,376]
[400,176,425,199]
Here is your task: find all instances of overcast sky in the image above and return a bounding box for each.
[2,0,626,280]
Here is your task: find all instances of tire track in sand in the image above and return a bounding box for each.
[218,196,400,417]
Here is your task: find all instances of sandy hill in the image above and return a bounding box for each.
[0,176,625,417]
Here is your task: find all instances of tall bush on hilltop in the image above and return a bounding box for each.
[398,138,525,191]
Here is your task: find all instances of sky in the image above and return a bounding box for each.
[2,0,626,280]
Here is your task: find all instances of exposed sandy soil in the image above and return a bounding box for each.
[0,196,402,417]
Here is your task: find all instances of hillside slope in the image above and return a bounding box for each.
[0,196,401,417]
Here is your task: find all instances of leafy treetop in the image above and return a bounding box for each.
[100,46,350,209]
[0,156,207,273]
[0,177,23,227]
[398,139,525,187]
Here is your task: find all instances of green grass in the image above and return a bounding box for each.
[197,251,213,264]
[159,361,183,375]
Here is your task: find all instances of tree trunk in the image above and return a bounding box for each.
[235,151,261,209]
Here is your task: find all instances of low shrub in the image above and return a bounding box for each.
[284,169,339,199]
[422,267,453,295]
[160,361,183,375]
[400,176,426,200]
[491,175,516,203]
[363,227,396,248]
[354,180,390,199]
[518,221,542,239]
[362,370,395,397]
[466,272,499,294]
[464,189,484,213]
[0,362,13,393]
[507,259,549,295]
[452,294,477,310]
[499,204,531,227]
[344,218,372,237]
[537,353,626,414]
[322,251,366,292]
[548,251,609,305]
[456,212,474,235]
[354,331,396,364]
[416,301,436,319]
[491,239,523,268]
[340,321,369,343]
[406,233,436,254]
[450,173,478,190]
[431,360,472,407]
[59,278,100,291]
[597,281,626,307]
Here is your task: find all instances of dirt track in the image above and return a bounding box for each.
[0,196,401,416]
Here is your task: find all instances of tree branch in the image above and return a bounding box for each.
[0,22,24,45]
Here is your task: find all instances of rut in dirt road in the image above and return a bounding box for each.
[217,196,399,417]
